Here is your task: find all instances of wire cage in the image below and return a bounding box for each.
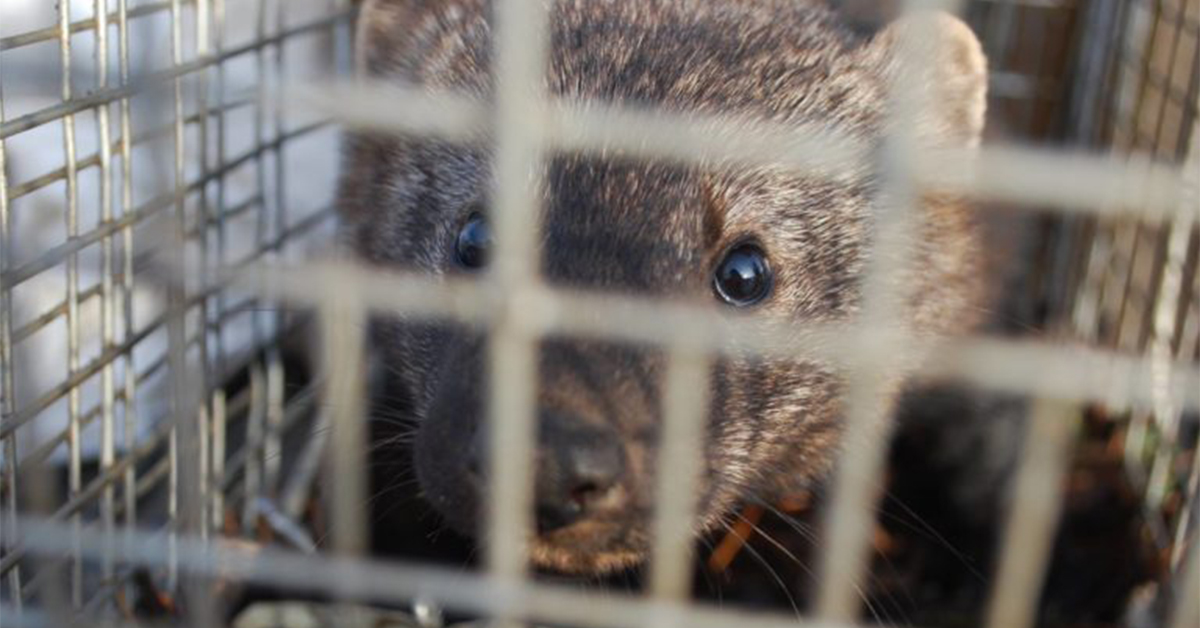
[0,0,1197,627]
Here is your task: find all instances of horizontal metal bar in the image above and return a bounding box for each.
[14,515,865,628]
[224,260,1200,414]
[184,194,263,240]
[0,10,350,140]
[9,330,191,477]
[15,553,73,605]
[12,282,105,344]
[12,395,110,477]
[0,421,169,576]
[6,97,255,203]
[1,121,329,289]
[0,231,325,447]
[5,305,215,446]
[0,1,179,52]
[8,151,107,204]
[291,80,864,181]
[127,454,170,507]
[0,311,164,441]
[7,262,319,477]
[292,81,1190,221]
[0,328,315,577]
[7,208,328,429]
[16,521,172,604]
[972,0,1072,6]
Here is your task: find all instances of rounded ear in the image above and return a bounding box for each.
[864,12,988,148]
[352,0,396,76]
[354,0,445,78]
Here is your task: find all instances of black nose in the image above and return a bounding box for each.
[534,416,626,533]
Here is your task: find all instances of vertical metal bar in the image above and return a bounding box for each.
[1173,442,1200,574]
[1168,539,1200,628]
[1143,189,1194,519]
[165,4,214,623]
[0,28,24,615]
[166,308,180,579]
[209,0,230,535]
[167,0,186,593]
[647,348,712,606]
[58,0,85,607]
[194,0,214,546]
[320,296,368,558]
[814,0,957,618]
[264,356,283,495]
[485,0,550,599]
[241,0,273,526]
[116,0,141,560]
[263,0,289,500]
[271,0,288,251]
[94,0,119,587]
[1164,120,1200,569]
[813,355,903,622]
[983,399,1079,628]
[242,364,266,533]
[211,390,227,533]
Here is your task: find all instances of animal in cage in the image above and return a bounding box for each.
[339,0,988,575]
[2,0,1197,625]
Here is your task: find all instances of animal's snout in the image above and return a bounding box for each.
[419,337,656,570]
[534,414,628,533]
[463,412,629,533]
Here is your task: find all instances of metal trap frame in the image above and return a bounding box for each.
[0,0,1197,627]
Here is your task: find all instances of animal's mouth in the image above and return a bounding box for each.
[530,521,646,574]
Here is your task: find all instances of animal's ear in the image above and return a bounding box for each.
[863,12,988,149]
[354,0,438,77]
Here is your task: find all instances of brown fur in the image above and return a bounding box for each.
[339,0,987,574]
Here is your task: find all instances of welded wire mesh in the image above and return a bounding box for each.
[0,1,1197,628]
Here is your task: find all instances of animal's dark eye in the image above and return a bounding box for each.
[713,242,773,306]
[454,213,491,270]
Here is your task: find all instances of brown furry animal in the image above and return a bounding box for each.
[337,0,987,575]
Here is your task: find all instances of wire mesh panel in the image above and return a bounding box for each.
[1,0,349,621]
[0,1,1197,628]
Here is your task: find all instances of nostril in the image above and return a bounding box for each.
[568,481,603,508]
[536,474,620,534]
[536,503,581,534]
[535,449,625,534]
[534,416,627,533]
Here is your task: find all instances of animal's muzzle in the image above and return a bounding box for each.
[468,412,630,534]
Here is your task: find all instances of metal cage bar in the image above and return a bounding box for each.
[0,0,1196,627]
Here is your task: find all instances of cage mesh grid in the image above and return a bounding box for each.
[0,0,1197,628]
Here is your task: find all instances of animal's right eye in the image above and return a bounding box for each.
[454,213,491,270]
[713,241,773,307]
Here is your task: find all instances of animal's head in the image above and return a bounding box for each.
[338,0,987,574]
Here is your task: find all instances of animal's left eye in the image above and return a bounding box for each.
[454,213,491,270]
[713,242,773,307]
